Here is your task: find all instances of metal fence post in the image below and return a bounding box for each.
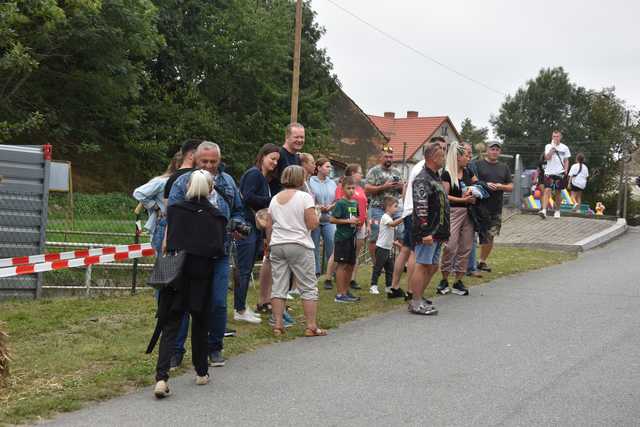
[131,205,143,294]
[512,154,523,209]
[85,264,92,296]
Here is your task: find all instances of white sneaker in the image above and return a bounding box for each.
[385,286,392,294]
[538,209,547,219]
[195,374,210,385]
[554,210,561,218]
[244,306,261,318]
[234,310,261,324]
[369,285,380,295]
[154,380,170,398]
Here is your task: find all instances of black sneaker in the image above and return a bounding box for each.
[346,291,361,301]
[208,350,226,367]
[324,280,333,290]
[387,288,406,299]
[404,291,413,302]
[477,262,492,272]
[451,280,469,296]
[224,328,237,337]
[170,352,184,370]
[436,279,450,295]
[350,280,361,290]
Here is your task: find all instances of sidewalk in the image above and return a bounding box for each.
[495,212,627,251]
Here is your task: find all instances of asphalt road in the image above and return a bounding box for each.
[43,232,640,426]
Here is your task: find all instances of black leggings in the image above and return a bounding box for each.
[371,247,393,288]
[156,308,209,381]
[155,275,212,382]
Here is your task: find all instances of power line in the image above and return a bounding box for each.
[324,0,507,97]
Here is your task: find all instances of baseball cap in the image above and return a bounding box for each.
[487,140,503,148]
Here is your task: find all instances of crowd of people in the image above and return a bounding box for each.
[133,123,580,399]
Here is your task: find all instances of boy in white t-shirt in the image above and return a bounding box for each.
[540,130,571,219]
[370,197,403,294]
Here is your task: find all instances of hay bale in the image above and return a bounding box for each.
[0,321,9,383]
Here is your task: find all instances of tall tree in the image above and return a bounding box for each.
[460,118,488,147]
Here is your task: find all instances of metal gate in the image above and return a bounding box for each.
[0,144,51,299]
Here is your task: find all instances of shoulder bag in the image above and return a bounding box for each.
[147,250,186,290]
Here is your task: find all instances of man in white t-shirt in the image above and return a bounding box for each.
[539,130,571,219]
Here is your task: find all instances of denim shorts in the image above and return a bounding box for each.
[414,241,443,265]
[402,215,413,248]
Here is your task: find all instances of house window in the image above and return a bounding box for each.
[441,125,448,136]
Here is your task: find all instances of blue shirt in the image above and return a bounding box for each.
[308,176,337,222]
[168,167,245,254]
[133,176,168,235]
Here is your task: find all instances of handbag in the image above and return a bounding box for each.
[147,250,186,290]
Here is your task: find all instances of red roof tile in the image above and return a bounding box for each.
[369,115,452,161]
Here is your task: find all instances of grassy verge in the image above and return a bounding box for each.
[0,247,576,425]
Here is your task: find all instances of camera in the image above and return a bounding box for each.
[392,176,400,183]
[230,219,251,237]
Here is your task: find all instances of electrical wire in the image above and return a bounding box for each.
[324,0,507,97]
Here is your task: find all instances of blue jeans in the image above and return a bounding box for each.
[151,218,167,253]
[175,256,229,355]
[234,228,262,312]
[367,207,385,243]
[467,234,478,272]
[311,222,336,275]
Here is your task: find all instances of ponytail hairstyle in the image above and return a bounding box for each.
[186,170,213,200]
[315,157,330,177]
[576,152,585,175]
[444,141,466,190]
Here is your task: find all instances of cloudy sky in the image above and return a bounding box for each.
[312,0,639,134]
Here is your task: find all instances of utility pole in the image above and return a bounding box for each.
[617,111,631,219]
[290,0,303,123]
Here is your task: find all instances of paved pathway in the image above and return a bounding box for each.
[44,231,640,426]
[496,213,615,247]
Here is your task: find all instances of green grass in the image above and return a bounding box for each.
[0,247,576,425]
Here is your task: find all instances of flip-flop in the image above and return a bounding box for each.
[273,327,286,337]
[304,328,327,337]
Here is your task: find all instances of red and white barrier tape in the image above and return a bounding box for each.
[0,243,153,268]
[0,246,156,278]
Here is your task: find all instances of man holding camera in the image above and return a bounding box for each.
[168,141,246,368]
[539,130,571,219]
[365,146,404,263]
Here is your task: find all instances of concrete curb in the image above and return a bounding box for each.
[495,218,628,253]
[574,218,628,251]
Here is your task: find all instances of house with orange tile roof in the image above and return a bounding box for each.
[326,89,461,177]
[369,111,462,177]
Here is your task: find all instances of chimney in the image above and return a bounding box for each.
[407,111,419,118]
[383,112,395,118]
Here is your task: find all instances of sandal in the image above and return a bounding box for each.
[273,327,286,337]
[304,328,327,337]
[256,303,272,314]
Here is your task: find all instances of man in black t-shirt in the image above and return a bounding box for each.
[472,141,513,272]
[269,122,304,195]
[163,139,200,200]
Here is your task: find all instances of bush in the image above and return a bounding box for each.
[49,193,137,220]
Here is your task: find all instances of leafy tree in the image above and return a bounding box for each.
[491,67,639,195]
[460,117,488,147]
[132,0,338,180]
